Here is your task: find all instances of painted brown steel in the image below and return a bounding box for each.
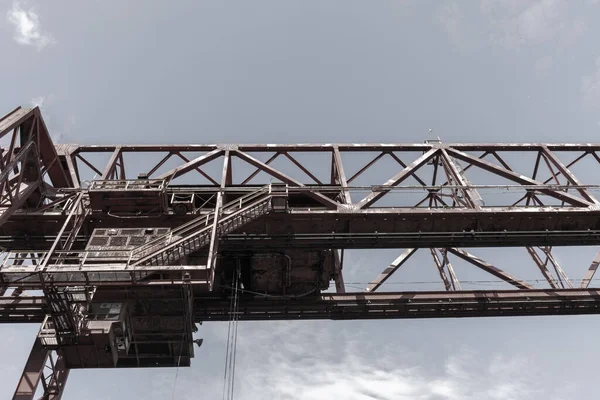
[6,289,600,323]
[357,148,439,208]
[445,148,592,207]
[447,248,535,290]
[234,149,339,209]
[193,288,600,321]
[45,143,600,152]
[365,248,417,292]
[157,149,223,180]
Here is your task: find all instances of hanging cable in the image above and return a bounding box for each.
[223,263,241,400]
[222,272,236,400]
[229,265,241,400]
[171,332,185,400]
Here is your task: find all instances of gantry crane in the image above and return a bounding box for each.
[2,106,600,399]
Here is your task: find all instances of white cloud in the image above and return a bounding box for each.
[581,57,600,109]
[480,0,587,49]
[6,1,55,50]
[27,94,75,143]
[436,2,463,45]
[533,55,553,78]
[436,1,586,51]
[245,352,532,400]
[507,0,567,45]
[30,95,46,108]
[173,322,547,400]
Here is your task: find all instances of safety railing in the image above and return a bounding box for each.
[129,185,272,262]
[132,186,274,266]
[88,179,166,191]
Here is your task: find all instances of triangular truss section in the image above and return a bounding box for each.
[365,247,539,293]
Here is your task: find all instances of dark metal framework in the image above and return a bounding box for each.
[3,107,600,398]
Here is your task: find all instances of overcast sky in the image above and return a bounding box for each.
[2,1,600,399]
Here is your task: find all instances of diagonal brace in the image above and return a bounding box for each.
[448,248,535,290]
[365,248,417,292]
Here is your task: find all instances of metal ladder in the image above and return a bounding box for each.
[131,187,273,267]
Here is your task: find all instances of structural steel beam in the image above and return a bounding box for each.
[365,248,417,292]
[581,250,600,288]
[333,250,346,293]
[13,339,47,400]
[332,147,352,204]
[7,289,600,323]
[13,339,68,400]
[357,148,438,208]
[100,147,122,179]
[541,147,599,205]
[234,150,340,209]
[52,143,600,152]
[157,149,223,180]
[446,148,592,207]
[222,230,600,250]
[447,248,535,290]
[527,246,560,289]
[194,289,600,321]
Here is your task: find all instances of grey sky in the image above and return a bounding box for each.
[1,0,600,399]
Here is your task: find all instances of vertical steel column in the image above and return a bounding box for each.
[439,148,483,209]
[207,151,229,290]
[331,147,349,293]
[333,250,345,294]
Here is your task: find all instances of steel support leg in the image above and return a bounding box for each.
[13,338,69,400]
[13,339,47,400]
[39,350,69,400]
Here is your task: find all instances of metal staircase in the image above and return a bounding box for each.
[39,286,94,347]
[131,186,275,267]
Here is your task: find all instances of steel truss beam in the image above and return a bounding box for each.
[40,140,600,213]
